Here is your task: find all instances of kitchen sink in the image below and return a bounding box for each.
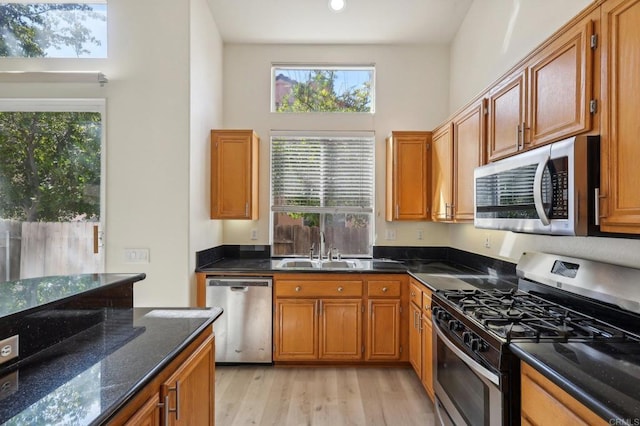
[275,258,364,269]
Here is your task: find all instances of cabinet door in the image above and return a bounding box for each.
[161,334,215,426]
[275,299,318,360]
[600,0,640,234]
[319,299,363,360]
[421,315,434,401]
[409,303,422,376]
[123,394,160,426]
[431,124,454,222]
[366,299,401,360]
[210,130,258,219]
[487,71,527,161]
[386,132,431,220]
[521,362,608,425]
[453,99,485,221]
[528,16,594,146]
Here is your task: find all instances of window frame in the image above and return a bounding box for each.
[269,130,375,258]
[0,98,107,271]
[270,64,376,114]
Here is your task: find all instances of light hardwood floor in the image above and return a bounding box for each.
[215,366,436,426]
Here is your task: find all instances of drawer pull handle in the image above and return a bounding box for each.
[337,286,344,292]
[382,287,388,292]
[295,286,301,292]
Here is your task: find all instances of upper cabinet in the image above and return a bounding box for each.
[431,124,454,221]
[487,69,527,161]
[599,0,640,233]
[385,131,431,221]
[210,129,259,220]
[452,98,486,222]
[487,11,596,162]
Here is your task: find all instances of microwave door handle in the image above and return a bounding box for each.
[533,156,551,226]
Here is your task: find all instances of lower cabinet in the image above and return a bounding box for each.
[110,328,215,425]
[273,274,407,363]
[408,278,434,402]
[521,362,607,426]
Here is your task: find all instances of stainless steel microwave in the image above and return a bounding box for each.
[474,135,600,236]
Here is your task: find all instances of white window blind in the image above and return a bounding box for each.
[271,134,374,214]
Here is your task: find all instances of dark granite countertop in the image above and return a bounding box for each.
[510,341,640,425]
[196,257,409,274]
[0,273,146,320]
[409,261,518,292]
[0,306,223,425]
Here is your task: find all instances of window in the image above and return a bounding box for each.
[271,132,374,257]
[0,1,107,58]
[0,99,105,281]
[272,65,375,113]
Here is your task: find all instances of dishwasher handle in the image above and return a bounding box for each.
[206,277,272,287]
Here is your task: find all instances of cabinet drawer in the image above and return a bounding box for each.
[367,280,401,297]
[422,291,432,319]
[276,281,362,297]
[409,280,423,308]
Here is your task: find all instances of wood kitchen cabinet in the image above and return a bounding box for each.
[487,69,527,161]
[420,290,434,401]
[386,131,432,221]
[365,277,403,361]
[210,129,259,219]
[487,10,595,162]
[431,123,454,222]
[274,276,363,361]
[452,98,486,221]
[408,279,423,376]
[599,0,640,234]
[521,362,607,425]
[109,329,215,425]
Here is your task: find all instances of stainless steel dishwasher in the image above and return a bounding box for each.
[205,276,272,363]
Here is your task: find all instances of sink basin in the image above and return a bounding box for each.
[320,259,362,269]
[275,258,364,269]
[276,259,320,268]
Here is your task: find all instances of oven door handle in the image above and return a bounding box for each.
[433,321,500,386]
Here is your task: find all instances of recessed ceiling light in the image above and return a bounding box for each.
[329,0,346,12]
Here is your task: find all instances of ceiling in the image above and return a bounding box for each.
[207,0,474,45]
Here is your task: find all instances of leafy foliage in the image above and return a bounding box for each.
[277,70,371,112]
[0,112,101,221]
[0,3,104,57]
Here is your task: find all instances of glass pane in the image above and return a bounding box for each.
[0,3,107,58]
[0,111,103,280]
[273,67,374,113]
[272,212,371,257]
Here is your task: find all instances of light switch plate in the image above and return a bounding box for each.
[124,248,150,263]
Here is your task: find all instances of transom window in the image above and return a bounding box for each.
[0,1,107,58]
[271,65,375,113]
[271,132,375,257]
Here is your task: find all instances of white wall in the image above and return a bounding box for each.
[189,0,224,305]
[221,44,451,249]
[0,0,210,306]
[448,0,640,269]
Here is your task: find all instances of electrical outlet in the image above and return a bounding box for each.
[484,234,491,249]
[124,248,150,263]
[417,229,424,240]
[0,335,19,366]
[250,229,258,240]
[0,371,18,401]
[385,229,397,240]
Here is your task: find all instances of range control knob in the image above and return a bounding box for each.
[448,320,463,332]
[436,309,450,322]
[470,338,487,352]
[462,331,473,346]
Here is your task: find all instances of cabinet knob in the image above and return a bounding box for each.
[337,286,344,292]
[411,292,415,297]
[382,287,388,292]
[295,286,301,292]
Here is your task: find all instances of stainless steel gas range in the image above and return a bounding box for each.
[430,252,640,426]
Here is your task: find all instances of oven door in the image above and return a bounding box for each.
[433,321,503,426]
